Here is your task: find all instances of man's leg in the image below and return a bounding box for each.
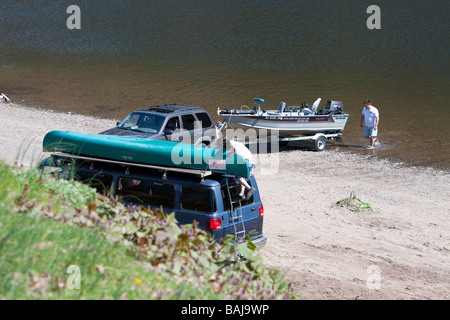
[240,183,246,196]
[238,178,255,200]
[370,126,378,148]
[240,179,251,190]
[364,126,371,146]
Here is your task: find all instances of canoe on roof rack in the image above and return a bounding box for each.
[42,130,249,178]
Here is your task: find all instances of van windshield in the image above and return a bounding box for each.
[118,112,165,134]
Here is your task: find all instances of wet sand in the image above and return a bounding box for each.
[1,102,449,299]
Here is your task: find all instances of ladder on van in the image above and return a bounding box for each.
[226,180,246,242]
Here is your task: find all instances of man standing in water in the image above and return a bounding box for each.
[360,100,380,149]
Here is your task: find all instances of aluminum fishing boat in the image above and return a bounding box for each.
[218,98,349,138]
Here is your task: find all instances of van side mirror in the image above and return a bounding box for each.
[116,121,120,127]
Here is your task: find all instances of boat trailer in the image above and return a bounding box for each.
[214,120,342,151]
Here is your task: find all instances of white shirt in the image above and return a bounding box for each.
[362,106,379,127]
[229,140,254,161]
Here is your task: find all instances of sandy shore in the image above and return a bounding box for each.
[1,102,449,299]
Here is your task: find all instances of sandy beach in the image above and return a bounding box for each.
[1,102,449,300]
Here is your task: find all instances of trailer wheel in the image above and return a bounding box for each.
[314,136,327,151]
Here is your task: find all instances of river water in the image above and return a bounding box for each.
[0,0,449,168]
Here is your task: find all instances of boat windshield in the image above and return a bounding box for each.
[118,112,165,134]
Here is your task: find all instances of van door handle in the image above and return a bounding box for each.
[251,206,257,211]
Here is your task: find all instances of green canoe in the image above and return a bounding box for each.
[42,130,250,177]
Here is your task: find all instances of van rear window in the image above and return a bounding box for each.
[117,178,175,208]
[221,179,254,210]
[181,186,215,213]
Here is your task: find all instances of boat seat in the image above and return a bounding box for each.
[301,108,312,115]
[311,98,322,112]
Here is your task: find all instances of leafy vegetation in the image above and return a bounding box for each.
[0,161,294,300]
[337,192,378,212]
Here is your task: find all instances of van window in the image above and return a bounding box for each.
[181,186,216,213]
[221,179,254,210]
[117,178,175,208]
[195,112,212,128]
[76,171,113,195]
[117,178,151,204]
[150,182,175,208]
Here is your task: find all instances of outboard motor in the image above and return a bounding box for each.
[326,101,344,114]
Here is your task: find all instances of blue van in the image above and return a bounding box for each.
[42,154,267,248]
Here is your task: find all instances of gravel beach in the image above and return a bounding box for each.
[1,102,449,299]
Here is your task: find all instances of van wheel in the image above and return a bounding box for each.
[314,136,327,151]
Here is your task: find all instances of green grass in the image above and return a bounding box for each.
[0,208,222,300]
[0,209,162,299]
[0,161,294,300]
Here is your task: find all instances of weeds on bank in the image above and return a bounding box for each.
[0,161,294,300]
[337,192,378,212]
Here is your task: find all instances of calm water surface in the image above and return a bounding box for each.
[0,0,449,168]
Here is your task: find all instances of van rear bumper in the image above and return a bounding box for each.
[251,234,267,250]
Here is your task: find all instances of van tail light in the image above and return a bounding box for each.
[207,218,222,231]
[259,205,264,217]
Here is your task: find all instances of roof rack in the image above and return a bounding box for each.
[51,152,213,178]
[143,104,203,113]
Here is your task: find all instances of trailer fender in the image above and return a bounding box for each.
[312,134,327,151]
[311,133,326,140]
